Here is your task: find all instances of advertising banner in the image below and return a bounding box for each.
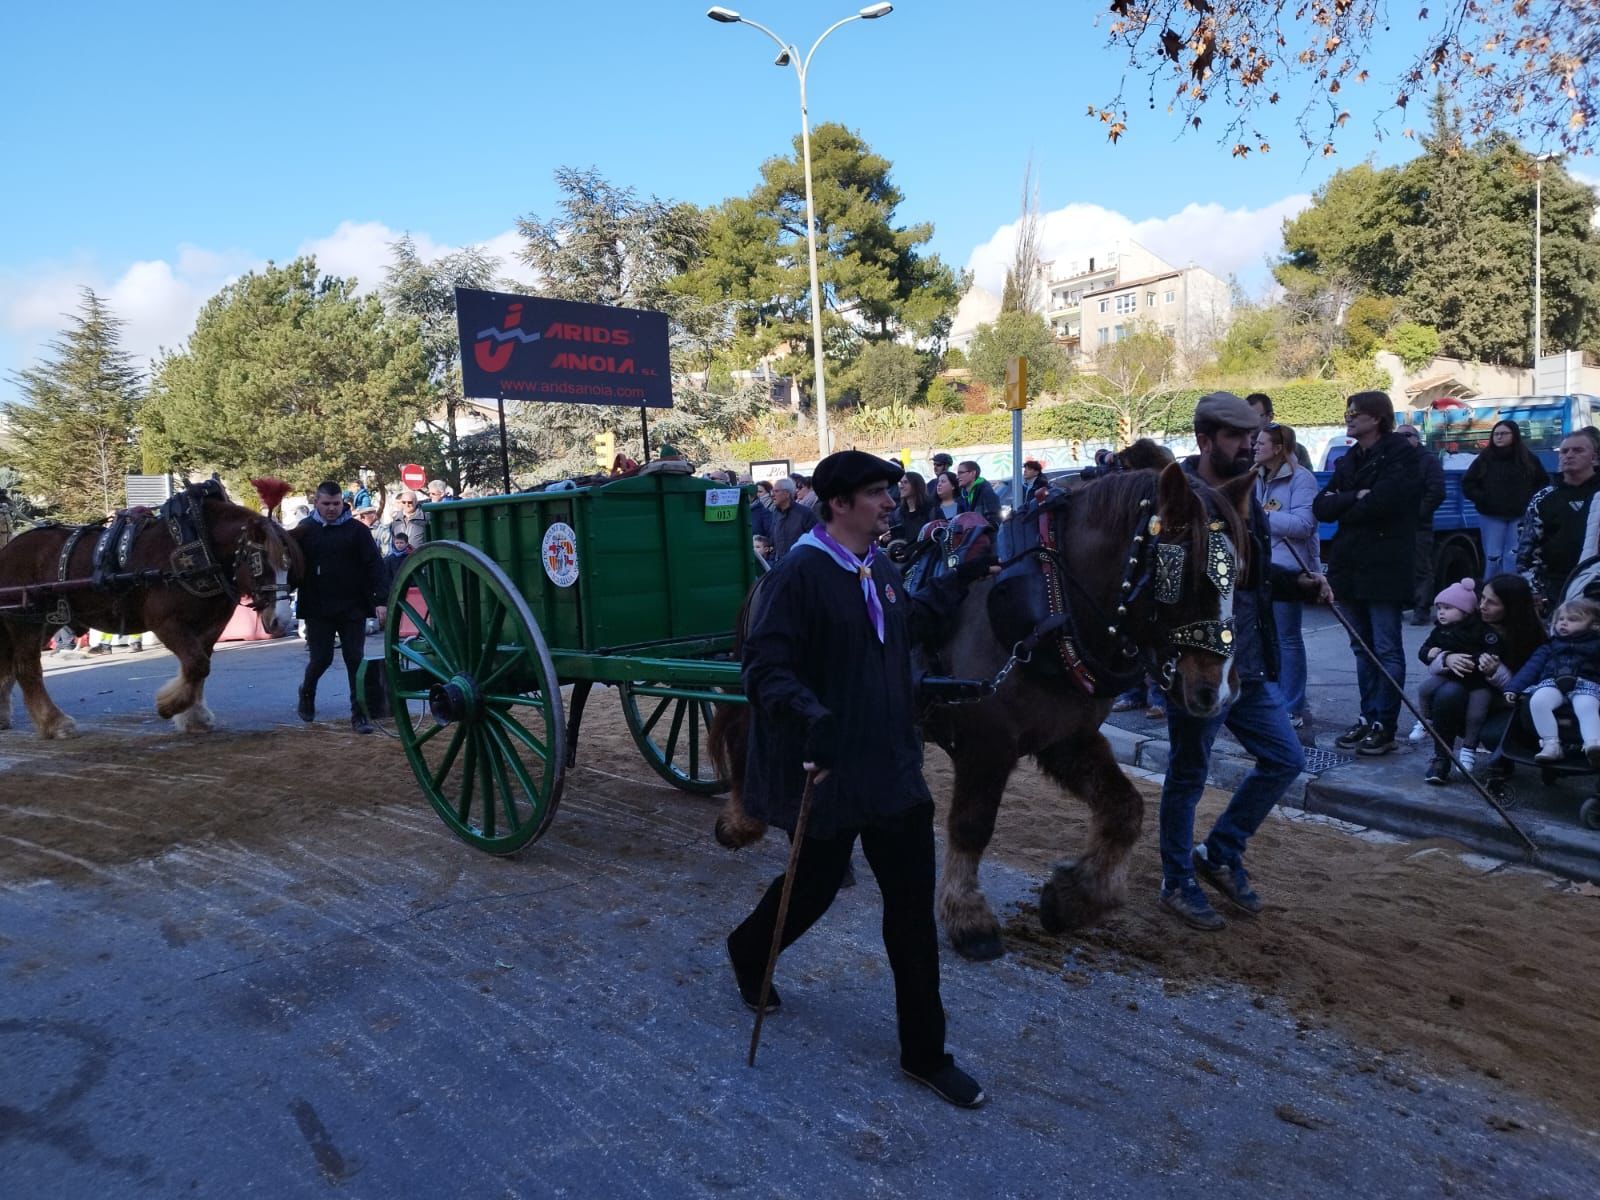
[455,287,672,409]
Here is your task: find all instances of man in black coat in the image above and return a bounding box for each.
[1518,427,1600,608]
[1397,424,1446,624]
[294,481,389,733]
[726,450,986,1108]
[1313,391,1425,755]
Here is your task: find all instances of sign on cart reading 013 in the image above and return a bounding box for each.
[455,287,672,409]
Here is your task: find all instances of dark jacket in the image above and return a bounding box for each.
[1418,614,1487,666]
[960,478,1002,526]
[1312,432,1424,604]
[1517,474,1600,600]
[1418,451,1445,527]
[294,509,389,620]
[750,496,775,541]
[769,501,817,562]
[1460,448,1548,519]
[1506,629,1600,694]
[1181,458,1294,686]
[889,502,932,548]
[740,545,962,837]
[383,548,412,592]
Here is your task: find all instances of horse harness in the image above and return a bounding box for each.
[34,481,283,627]
[971,486,1238,701]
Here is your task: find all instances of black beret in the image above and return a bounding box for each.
[812,450,904,503]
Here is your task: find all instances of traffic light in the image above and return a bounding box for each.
[594,430,616,471]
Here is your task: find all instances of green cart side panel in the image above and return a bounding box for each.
[420,473,757,656]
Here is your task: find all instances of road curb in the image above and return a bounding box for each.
[1103,723,1600,886]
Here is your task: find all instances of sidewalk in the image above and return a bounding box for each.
[1103,607,1600,885]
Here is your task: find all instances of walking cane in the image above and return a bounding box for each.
[748,769,818,1068]
[1284,544,1538,855]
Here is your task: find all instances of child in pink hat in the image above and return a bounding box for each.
[1416,578,1492,784]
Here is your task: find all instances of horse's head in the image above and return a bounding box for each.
[228,511,298,635]
[1146,462,1252,719]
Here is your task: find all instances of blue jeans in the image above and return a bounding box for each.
[1339,601,1406,730]
[1478,516,1520,580]
[1271,599,1308,717]
[1159,680,1306,885]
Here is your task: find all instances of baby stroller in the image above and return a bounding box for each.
[1488,555,1600,830]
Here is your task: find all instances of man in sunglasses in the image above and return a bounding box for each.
[388,489,429,551]
[1313,391,1426,756]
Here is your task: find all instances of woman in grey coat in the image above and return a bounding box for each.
[1255,422,1320,726]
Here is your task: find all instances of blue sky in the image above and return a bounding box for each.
[0,0,1444,401]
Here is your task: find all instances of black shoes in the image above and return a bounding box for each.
[296,687,315,723]
[1159,878,1226,930]
[902,1060,986,1109]
[1193,846,1263,916]
[727,938,780,1014]
[1424,757,1451,785]
[1357,724,1398,756]
[350,711,374,735]
[1334,720,1371,750]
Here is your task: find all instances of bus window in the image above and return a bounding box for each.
[1418,395,1591,468]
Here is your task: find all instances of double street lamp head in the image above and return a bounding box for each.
[705,3,893,22]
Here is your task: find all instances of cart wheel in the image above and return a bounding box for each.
[385,541,566,854]
[618,681,728,795]
[1581,796,1600,831]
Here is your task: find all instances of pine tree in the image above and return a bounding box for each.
[5,289,143,520]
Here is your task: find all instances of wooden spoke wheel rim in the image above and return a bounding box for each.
[617,680,728,795]
[385,541,566,854]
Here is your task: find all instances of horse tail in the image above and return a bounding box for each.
[710,573,771,849]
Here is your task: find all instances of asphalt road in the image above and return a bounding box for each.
[2,637,1598,1197]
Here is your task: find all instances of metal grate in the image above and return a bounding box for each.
[1301,746,1355,775]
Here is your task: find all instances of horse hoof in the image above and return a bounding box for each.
[950,929,1006,962]
[41,718,79,740]
[1039,864,1114,935]
[713,813,766,850]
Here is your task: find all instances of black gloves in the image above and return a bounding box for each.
[803,713,837,770]
[954,554,998,583]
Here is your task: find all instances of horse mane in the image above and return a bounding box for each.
[1072,464,1250,584]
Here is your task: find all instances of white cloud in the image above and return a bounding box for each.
[1570,168,1600,228]
[0,222,539,390]
[965,193,1314,296]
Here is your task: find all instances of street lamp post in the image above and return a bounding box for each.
[707,4,894,460]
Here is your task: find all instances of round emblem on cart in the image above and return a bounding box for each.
[884,584,897,604]
[541,522,580,588]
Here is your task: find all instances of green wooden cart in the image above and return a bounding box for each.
[373,472,761,854]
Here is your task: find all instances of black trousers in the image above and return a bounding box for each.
[1413,529,1436,613]
[727,803,949,1074]
[301,614,367,706]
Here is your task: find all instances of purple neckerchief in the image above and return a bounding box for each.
[794,526,885,642]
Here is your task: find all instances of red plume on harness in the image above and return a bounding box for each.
[251,477,292,519]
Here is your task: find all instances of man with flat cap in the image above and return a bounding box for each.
[726,449,990,1108]
[1158,392,1325,932]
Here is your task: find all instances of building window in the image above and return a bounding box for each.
[1113,324,1125,341]
[1097,329,1109,346]
[1098,298,1110,313]
[1115,294,1137,315]
[1163,325,1176,337]
[1146,292,1156,307]
[1164,290,1176,303]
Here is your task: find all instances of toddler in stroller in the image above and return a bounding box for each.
[1502,597,1600,767]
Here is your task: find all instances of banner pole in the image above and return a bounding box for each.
[641,406,650,464]
[497,396,512,494]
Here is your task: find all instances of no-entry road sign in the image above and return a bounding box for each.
[400,463,426,490]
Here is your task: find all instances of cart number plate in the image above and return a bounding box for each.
[704,489,740,523]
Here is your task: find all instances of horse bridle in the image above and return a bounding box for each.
[1094,496,1239,689]
[230,525,290,613]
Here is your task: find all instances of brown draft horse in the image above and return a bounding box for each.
[710,462,1253,960]
[0,483,301,738]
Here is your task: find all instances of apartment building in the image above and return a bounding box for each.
[1044,241,1232,367]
